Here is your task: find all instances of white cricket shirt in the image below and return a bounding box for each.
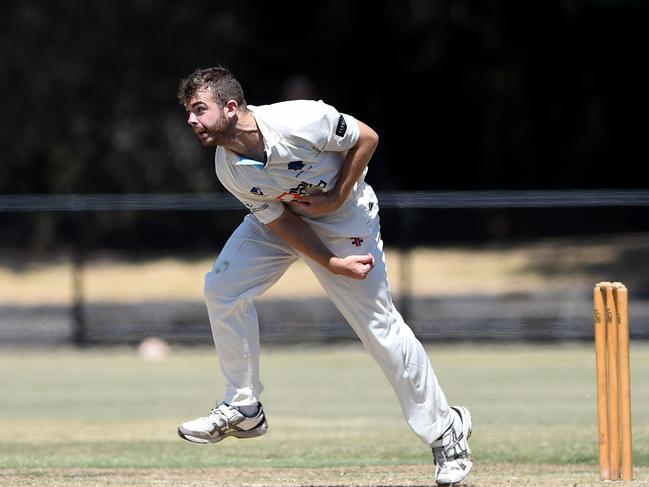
[214,100,377,235]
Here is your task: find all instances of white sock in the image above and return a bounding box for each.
[431,409,458,447]
[238,404,260,417]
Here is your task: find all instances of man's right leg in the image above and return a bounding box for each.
[178,215,297,444]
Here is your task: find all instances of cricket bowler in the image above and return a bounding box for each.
[176,66,473,486]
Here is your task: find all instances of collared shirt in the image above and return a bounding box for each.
[214,100,364,225]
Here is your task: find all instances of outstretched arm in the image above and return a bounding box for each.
[266,206,374,280]
[290,120,379,216]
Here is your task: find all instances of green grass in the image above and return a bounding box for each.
[1,343,648,472]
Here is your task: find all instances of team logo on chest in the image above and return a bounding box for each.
[275,180,327,202]
[250,186,264,196]
[351,237,364,247]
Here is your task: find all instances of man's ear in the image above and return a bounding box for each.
[223,100,239,119]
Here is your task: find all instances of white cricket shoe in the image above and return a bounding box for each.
[431,406,473,486]
[178,402,267,444]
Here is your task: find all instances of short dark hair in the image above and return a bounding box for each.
[177,66,246,108]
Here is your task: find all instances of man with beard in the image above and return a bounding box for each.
[176,66,473,486]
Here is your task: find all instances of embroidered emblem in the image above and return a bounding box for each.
[245,202,269,213]
[351,237,364,247]
[335,115,347,137]
[213,260,230,274]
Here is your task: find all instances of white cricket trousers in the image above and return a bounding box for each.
[203,211,452,445]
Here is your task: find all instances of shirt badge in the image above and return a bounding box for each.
[335,114,347,137]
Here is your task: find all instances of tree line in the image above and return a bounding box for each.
[1,0,646,249]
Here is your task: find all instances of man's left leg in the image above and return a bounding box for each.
[304,229,451,443]
[303,218,472,485]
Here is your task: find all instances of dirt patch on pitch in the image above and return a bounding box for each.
[1,464,647,487]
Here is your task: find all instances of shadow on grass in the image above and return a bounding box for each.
[520,234,649,297]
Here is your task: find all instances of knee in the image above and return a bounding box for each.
[203,267,237,308]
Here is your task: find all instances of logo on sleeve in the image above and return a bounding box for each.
[287,161,305,171]
[335,115,347,137]
[245,202,269,213]
[250,187,264,196]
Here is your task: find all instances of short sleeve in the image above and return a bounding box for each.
[320,109,361,152]
[265,100,360,153]
[237,196,285,224]
[215,147,286,224]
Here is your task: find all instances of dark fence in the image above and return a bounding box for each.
[3,189,649,212]
[1,190,649,346]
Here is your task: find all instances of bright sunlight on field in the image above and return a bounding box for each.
[0,344,648,486]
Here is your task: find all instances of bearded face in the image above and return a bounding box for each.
[186,90,234,147]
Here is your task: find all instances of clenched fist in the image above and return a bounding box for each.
[327,253,375,279]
